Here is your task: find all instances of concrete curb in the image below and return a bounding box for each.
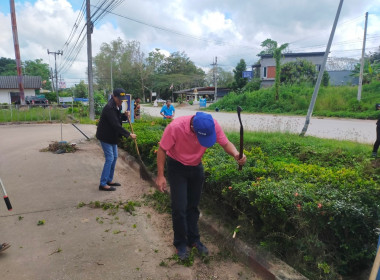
[118,148,307,280]
[199,215,307,280]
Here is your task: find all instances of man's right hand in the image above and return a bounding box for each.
[155,175,167,193]
[130,133,137,139]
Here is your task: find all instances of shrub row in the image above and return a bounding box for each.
[120,119,380,279]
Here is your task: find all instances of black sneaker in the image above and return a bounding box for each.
[191,241,209,256]
[372,152,377,158]
[176,245,189,261]
[99,185,116,191]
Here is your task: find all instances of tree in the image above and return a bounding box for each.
[0,57,51,90]
[0,57,16,75]
[24,59,51,90]
[322,71,330,87]
[93,38,144,98]
[258,39,289,100]
[73,80,88,98]
[232,59,248,91]
[351,59,380,84]
[206,67,234,88]
[280,59,316,85]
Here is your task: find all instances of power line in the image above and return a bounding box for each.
[58,0,125,75]
[90,4,261,51]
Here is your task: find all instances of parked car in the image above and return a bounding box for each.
[25,96,49,106]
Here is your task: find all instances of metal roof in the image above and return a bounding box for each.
[0,76,42,89]
[259,52,325,58]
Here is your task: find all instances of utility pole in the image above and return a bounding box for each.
[300,0,344,137]
[50,67,55,93]
[86,0,95,120]
[110,56,113,94]
[10,0,25,104]
[47,49,63,104]
[211,57,218,100]
[357,12,368,101]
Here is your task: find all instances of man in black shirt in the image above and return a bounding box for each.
[96,88,136,191]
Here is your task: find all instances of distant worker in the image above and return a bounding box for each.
[134,97,141,120]
[372,115,380,158]
[160,100,175,119]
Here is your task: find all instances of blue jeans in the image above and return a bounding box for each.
[167,157,204,248]
[100,141,118,186]
[373,126,380,153]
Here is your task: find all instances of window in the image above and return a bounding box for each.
[263,67,267,78]
[315,64,321,72]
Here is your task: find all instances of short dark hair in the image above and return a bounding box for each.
[166,100,171,103]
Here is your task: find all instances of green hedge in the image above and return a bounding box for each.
[119,117,171,172]
[119,120,380,279]
[203,132,379,279]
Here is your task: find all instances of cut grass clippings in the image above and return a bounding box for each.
[40,141,78,154]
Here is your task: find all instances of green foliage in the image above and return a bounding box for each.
[0,57,52,90]
[119,117,170,172]
[73,80,88,98]
[243,78,261,92]
[202,132,379,279]
[94,40,205,101]
[208,81,380,119]
[143,190,171,214]
[206,66,234,88]
[0,57,16,75]
[232,59,248,90]
[259,39,289,100]
[119,120,379,279]
[322,71,330,86]
[280,59,317,85]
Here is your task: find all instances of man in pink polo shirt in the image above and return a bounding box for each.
[155,112,246,260]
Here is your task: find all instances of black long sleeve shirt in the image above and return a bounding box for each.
[96,98,130,144]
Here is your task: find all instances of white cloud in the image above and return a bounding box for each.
[1,0,379,85]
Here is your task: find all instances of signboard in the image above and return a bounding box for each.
[74,98,89,102]
[59,81,66,89]
[152,92,157,97]
[242,71,253,79]
[59,97,73,103]
[121,94,134,123]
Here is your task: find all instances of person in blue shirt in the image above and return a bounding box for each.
[160,100,175,119]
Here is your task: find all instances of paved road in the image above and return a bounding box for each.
[0,123,257,280]
[143,105,376,144]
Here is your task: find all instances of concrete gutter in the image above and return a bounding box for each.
[119,148,308,280]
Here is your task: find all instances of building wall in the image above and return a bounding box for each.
[0,89,36,104]
[260,55,325,85]
[327,70,359,86]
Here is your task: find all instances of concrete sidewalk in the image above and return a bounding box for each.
[0,123,257,279]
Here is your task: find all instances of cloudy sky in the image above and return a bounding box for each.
[0,0,379,87]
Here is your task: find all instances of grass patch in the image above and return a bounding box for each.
[208,81,380,119]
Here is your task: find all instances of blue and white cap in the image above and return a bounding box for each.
[193,112,216,148]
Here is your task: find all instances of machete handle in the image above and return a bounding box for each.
[4,196,12,211]
[237,106,243,171]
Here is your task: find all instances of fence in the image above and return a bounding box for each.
[0,104,105,123]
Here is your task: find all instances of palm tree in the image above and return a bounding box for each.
[259,39,289,100]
